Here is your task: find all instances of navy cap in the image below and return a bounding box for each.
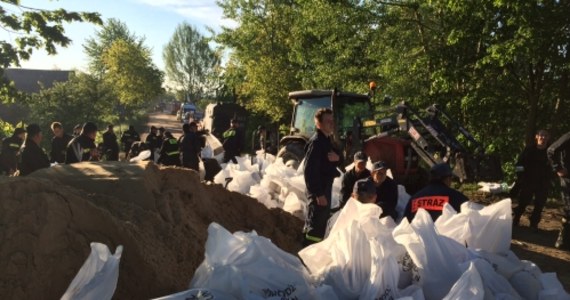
[372,161,388,171]
[430,163,453,179]
[353,178,376,196]
[353,151,368,162]
[25,124,41,136]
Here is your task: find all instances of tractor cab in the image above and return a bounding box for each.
[278,89,371,165]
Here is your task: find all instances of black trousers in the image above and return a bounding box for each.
[513,183,548,227]
[303,183,333,247]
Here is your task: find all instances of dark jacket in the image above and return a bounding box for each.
[20,139,50,176]
[120,129,140,147]
[102,130,119,161]
[50,133,72,163]
[548,131,570,176]
[340,167,371,207]
[65,135,97,164]
[223,127,243,162]
[180,131,202,170]
[303,129,342,199]
[515,144,551,188]
[404,181,469,222]
[0,135,23,172]
[376,176,399,219]
[158,137,180,166]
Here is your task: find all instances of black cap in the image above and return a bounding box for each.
[14,128,26,135]
[354,151,368,162]
[26,124,41,136]
[372,161,388,171]
[430,163,453,179]
[353,178,376,196]
[82,122,98,134]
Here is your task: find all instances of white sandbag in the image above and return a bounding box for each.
[469,258,522,299]
[129,149,151,162]
[282,192,307,220]
[190,223,316,300]
[473,250,523,280]
[151,288,238,300]
[443,261,484,300]
[465,199,512,254]
[510,269,543,300]
[201,144,213,159]
[227,169,258,194]
[393,209,462,300]
[315,285,339,300]
[538,273,570,300]
[395,184,411,223]
[249,184,279,209]
[360,241,404,300]
[204,134,224,156]
[61,243,123,300]
[330,171,344,210]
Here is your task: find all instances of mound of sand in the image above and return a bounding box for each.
[0,161,304,299]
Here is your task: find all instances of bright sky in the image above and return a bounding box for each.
[0,0,234,71]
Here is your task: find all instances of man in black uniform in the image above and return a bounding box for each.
[157,127,166,146]
[548,131,570,250]
[0,127,26,176]
[222,119,243,164]
[303,108,342,246]
[145,126,160,161]
[120,125,140,160]
[340,151,371,208]
[180,122,202,171]
[20,124,50,176]
[65,122,99,164]
[371,161,399,220]
[49,122,73,164]
[404,163,469,222]
[158,131,181,166]
[512,129,551,229]
[102,124,119,161]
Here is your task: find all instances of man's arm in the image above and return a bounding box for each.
[548,132,570,173]
[304,139,324,199]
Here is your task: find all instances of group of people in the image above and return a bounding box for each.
[0,121,100,176]
[301,107,570,251]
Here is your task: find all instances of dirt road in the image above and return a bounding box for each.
[141,112,184,141]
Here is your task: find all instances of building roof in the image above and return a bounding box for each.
[3,68,73,94]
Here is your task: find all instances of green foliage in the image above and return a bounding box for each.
[163,23,220,101]
[0,117,15,138]
[83,18,144,76]
[102,39,164,110]
[0,1,101,68]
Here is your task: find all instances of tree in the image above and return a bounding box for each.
[1,1,101,103]
[83,18,146,76]
[102,39,163,110]
[163,22,219,101]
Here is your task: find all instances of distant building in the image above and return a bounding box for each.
[0,68,73,124]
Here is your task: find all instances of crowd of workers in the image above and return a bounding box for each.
[0,117,248,178]
[301,107,570,252]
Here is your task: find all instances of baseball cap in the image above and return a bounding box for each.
[14,128,26,135]
[372,161,388,171]
[25,124,41,136]
[353,151,368,162]
[430,163,453,179]
[353,178,376,196]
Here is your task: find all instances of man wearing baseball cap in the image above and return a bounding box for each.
[325,178,378,238]
[404,163,469,221]
[340,151,371,208]
[371,161,399,220]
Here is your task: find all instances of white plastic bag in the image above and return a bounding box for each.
[190,223,316,300]
[443,261,484,300]
[61,243,123,300]
[151,288,238,300]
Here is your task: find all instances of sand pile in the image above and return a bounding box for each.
[0,161,304,299]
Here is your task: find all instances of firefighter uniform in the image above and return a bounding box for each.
[20,138,50,176]
[65,135,97,164]
[120,126,140,159]
[158,135,180,166]
[303,129,341,245]
[50,133,72,163]
[180,131,201,171]
[404,164,468,222]
[222,120,243,164]
[0,130,25,175]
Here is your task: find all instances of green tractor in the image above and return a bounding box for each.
[277,89,372,168]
